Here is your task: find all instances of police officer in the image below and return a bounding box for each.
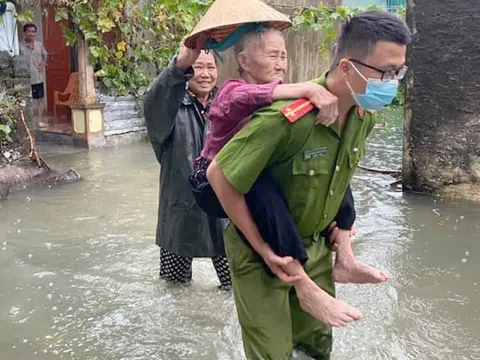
[208,10,411,359]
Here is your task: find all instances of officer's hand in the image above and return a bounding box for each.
[263,252,302,283]
[176,35,205,72]
[304,83,339,127]
[327,221,339,250]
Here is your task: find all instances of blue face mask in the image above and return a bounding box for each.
[347,62,399,110]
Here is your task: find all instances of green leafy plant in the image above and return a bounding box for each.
[0,91,17,142]
[293,4,406,106]
[292,4,396,60]
[51,0,212,96]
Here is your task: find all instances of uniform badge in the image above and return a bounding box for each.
[304,147,328,160]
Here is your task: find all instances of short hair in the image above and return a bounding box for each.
[332,10,411,66]
[23,23,37,33]
[234,27,285,74]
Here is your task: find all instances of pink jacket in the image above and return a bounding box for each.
[200,78,281,161]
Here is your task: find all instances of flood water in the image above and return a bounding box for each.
[1,107,479,360]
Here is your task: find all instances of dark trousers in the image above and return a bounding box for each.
[189,158,356,276]
[159,248,232,289]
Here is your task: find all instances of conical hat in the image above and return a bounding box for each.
[184,0,291,49]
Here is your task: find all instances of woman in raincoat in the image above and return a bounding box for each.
[143,40,231,290]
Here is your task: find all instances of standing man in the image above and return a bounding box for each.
[143,39,232,290]
[208,10,411,359]
[20,23,47,128]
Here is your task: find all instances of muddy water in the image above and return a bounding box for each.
[1,107,479,360]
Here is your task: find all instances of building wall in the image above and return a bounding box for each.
[0,51,33,160]
[98,94,146,137]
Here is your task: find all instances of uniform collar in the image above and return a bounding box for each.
[311,72,366,139]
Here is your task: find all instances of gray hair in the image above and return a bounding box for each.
[234,27,285,74]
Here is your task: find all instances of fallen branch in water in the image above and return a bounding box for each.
[18,108,50,171]
[0,106,80,200]
[358,165,401,176]
[389,179,402,188]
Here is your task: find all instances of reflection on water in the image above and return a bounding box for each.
[1,107,479,360]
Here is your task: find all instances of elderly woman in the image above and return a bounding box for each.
[143,40,231,290]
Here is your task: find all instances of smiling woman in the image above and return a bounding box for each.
[143,38,232,290]
[188,51,218,105]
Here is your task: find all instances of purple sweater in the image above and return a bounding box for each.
[200,78,281,161]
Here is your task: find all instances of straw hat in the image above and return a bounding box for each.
[184,0,292,49]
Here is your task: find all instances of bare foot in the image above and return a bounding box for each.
[332,259,389,284]
[295,278,363,327]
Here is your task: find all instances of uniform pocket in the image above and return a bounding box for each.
[290,155,332,209]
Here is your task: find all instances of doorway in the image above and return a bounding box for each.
[42,4,77,133]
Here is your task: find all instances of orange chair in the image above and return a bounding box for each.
[53,72,80,120]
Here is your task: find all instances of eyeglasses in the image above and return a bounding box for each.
[349,59,409,81]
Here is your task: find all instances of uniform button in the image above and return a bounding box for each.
[353,147,358,153]
[323,214,327,219]
[329,190,334,196]
[309,169,315,176]
[335,166,340,172]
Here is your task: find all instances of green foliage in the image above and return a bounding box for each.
[53,0,212,95]
[391,81,405,106]
[292,4,388,60]
[0,91,16,142]
[16,8,35,23]
[293,4,407,106]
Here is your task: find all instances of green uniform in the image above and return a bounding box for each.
[216,73,376,360]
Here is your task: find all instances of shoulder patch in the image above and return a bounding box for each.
[280,99,316,123]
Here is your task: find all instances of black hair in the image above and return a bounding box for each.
[332,10,411,66]
[23,23,37,33]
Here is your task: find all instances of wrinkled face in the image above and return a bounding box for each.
[188,51,218,98]
[24,26,37,42]
[240,31,287,84]
[339,40,407,95]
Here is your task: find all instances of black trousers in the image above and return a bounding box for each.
[159,248,232,289]
[189,158,356,275]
